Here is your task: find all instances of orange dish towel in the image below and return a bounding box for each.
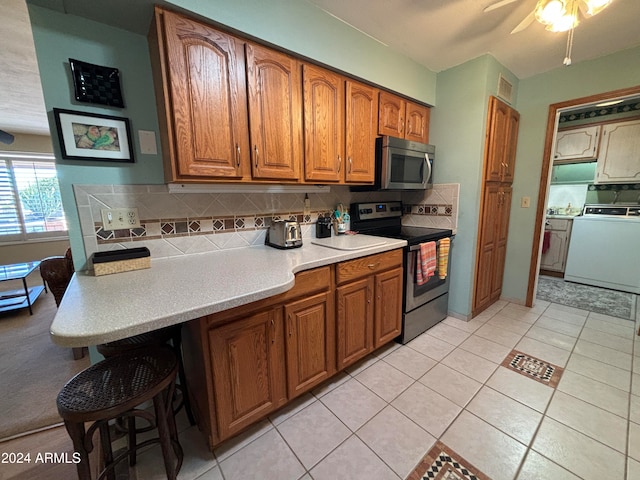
[438,238,451,279]
[416,241,437,285]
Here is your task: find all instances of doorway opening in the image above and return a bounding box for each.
[526,85,640,308]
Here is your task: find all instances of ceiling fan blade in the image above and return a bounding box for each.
[0,129,15,145]
[483,0,520,13]
[511,10,535,34]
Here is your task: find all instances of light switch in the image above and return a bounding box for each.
[138,130,157,155]
[521,196,531,208]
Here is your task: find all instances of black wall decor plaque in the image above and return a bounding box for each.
[69,58,124,108]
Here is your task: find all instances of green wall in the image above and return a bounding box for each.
[28,5,166,268]
[166,0,437,105]
[430,54,519,317]
[502,45,640,303]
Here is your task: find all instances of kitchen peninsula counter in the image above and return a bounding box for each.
[50,236,406,347]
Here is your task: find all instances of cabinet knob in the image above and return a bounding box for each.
[368,262,380,270]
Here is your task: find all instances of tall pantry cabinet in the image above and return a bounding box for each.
[473,96,520,316]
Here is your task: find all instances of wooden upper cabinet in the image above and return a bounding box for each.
[378,91,405,138]
[246,44,302,181]
[345,80,377,183]
[405,103,430,144]
[378,91,430,144]
[155,9,250,180]
[303,64,345,182]
[596,119,640,184]
[485,96,519,183]
[554,125,600,163]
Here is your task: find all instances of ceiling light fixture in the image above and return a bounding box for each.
[534,0,613,65]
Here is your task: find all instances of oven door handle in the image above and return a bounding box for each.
[409,237,451,252]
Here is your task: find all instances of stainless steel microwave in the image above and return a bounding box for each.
[377,136,434,190]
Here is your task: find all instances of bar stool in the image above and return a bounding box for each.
[57,346,183,480]
[96,324,196,426]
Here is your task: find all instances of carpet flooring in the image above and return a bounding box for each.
[536,275,637,320]
[0,279,89,441]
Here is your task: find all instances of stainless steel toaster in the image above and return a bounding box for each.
[265,220,303,249]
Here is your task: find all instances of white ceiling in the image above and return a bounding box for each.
[2,0,640,138]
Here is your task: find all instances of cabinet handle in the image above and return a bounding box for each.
[254,145,259,169]
[337,155,342,173]
[367,287,372,304]
[271,318,275,344]
[287,314,292,337]
[367,262,380,270]
[236,144,241,167]
[400,118,404,133]
[348,157,352,173]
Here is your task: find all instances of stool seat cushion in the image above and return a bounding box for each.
[57,347,177,422]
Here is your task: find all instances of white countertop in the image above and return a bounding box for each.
[50,235,406,347]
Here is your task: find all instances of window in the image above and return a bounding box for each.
[0,153,67,242]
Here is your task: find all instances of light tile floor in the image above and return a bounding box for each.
[4,298,640,480]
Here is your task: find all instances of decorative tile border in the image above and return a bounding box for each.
[501,349,564,388]
[407,440,490,480]
[95,210,331,244]
[406,203,453,217]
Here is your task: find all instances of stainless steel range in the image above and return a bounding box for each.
[350,201,454,344]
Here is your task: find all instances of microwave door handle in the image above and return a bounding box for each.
[423,153,432,186]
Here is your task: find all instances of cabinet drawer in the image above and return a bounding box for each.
[545,218,572,231]
[336,249,402,285]
[206,266,331,328]
[281,266,331,302]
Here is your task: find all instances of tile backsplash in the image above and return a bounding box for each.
[73,183,459,269]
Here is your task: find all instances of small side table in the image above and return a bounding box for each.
[0,261,46,315]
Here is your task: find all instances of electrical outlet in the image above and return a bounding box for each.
[521,196,531,208]
[101,208,141,230]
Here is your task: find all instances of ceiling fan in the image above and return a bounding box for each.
[484,0,614,35]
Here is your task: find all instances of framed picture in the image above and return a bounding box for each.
[69,59,124,108]
[53,108,134,163]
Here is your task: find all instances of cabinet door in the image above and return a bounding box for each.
[596,120,640,183]
[405,102,430,144]
[284,292,335,399]
[345,80,377,183]
[209,308,286,439]
[373,267,403,347]
[554,126,600,163]
[303,64,345,182]
[336,277,373,369]
[502,107,520,183]
[378,91,405,138]
[161,11,250,179]
[474,184,501,312]
[485,96,520,183]
[540,230,569,271]
[246,43,302,180]
[490,186,512,302]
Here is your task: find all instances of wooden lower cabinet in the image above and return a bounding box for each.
[336,250,403,369]
[374,267,403,347]
[284,291,335,399]
[209,308,287,440]
[182,250,403,448]
[336,277,373,369]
